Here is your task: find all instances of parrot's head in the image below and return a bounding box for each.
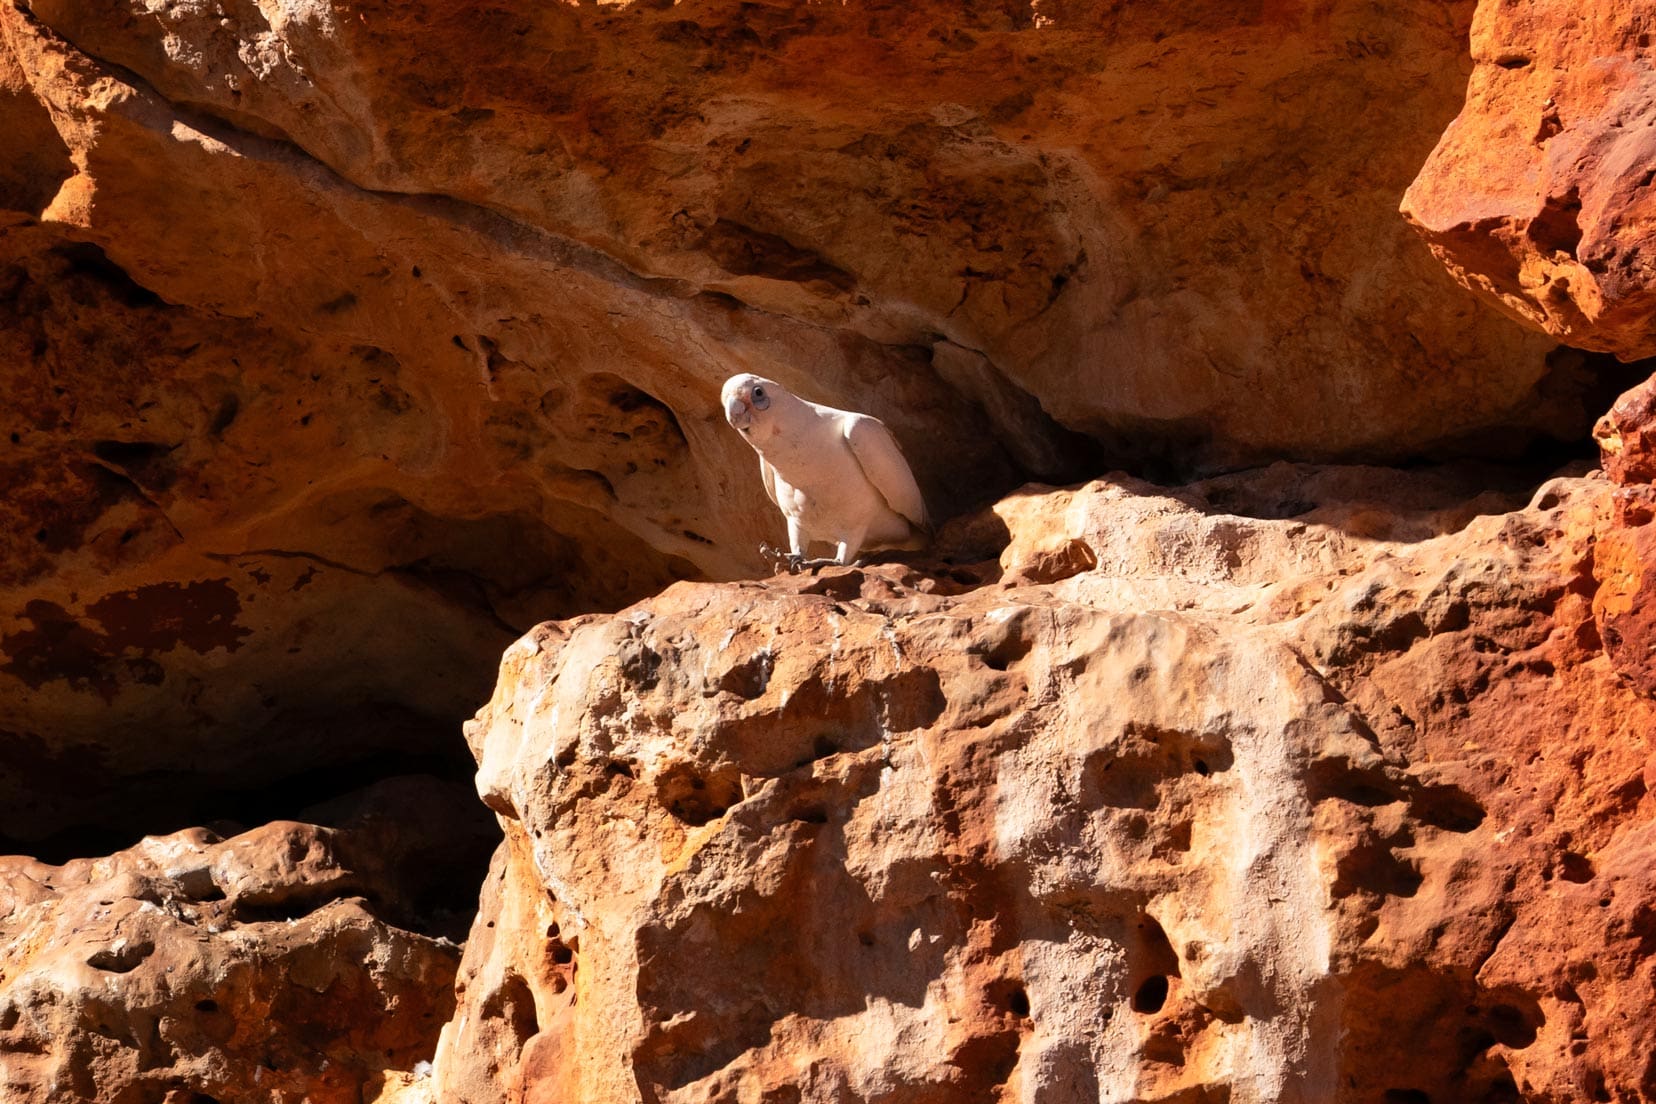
[722,373,785,440]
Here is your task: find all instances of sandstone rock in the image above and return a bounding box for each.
[1595,372,1656,485]
[442,466,1654,1103]
[0,820,459,1104]
[1402,0,1656,359]
[4,0,1654,1099]
[1,0,1623,842]
[11,0,1589,465]
[1591,372,1656,698]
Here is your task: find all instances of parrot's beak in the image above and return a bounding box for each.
[724,393,752,431]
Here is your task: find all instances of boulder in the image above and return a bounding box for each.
[0,819,459,1103]
[440,465,1655,1103]
[1403,0,1656,359]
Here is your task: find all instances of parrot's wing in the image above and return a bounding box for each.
[844,414,929,529]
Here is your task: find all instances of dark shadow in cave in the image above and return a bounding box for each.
[0,726,498,940]
[924,347,1652,583]
[1,443,698,937]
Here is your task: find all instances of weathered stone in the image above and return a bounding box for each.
[1595,372,1656,485]
[3,0,1653,1099]
[11,0,1592,465]
[0,820,458,1103]
[440,466,1655,1103]
[1588,373,1656,699]
[1403,0,1656,359]
[1,0,1624,843]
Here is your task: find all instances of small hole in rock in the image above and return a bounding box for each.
[1131,975,1169,1014]
[1007,986,1031,1017]
[1414,784,1486,833]
[1558,851,1594,883]
[194,999,218,1013]
[93,439,173,468]
[551,944,574,964]
[1486,1002,1537,1048]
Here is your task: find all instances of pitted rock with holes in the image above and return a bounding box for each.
[437,464,1655,1104]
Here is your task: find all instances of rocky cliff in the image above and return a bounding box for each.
[2,0,1654,1101]
[439,458,1656,1104]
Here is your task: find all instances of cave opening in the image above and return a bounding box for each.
[1039,345,1651,504]
[0,729,498,940]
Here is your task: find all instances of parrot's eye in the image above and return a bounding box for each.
[751,386,770,410]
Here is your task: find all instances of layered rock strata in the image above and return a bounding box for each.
[440,462,1655,1103]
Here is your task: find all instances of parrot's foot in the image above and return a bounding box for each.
[757,545,858,575]
[790,553,842,574]
[758,544,813,574]
[802,556,851,575]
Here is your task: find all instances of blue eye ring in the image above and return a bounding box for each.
[751,385,770,410]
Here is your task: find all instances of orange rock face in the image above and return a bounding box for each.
[3,0,1631,850]
[8,0,1574,466]
[1402,0,1656,359]
[1593,372,1656,700]
[0,818,459,1103]
[4,0,1655,1101]
[444,465,1654,1103]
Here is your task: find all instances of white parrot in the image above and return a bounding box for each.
[721,373,931,568]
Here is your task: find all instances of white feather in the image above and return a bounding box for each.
[721,373,931,564]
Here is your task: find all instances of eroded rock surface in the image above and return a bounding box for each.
[9,0,1577,465]
[4,0,1655,1100]
[442,464,1654,1103]
[1403,0,1656,359]
[3,0,1631,843]
[0,817,460,1103]
[1593,372,1656,703]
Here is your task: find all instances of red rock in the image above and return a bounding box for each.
[0,821,458,1104]
[0,0,1616,845]
[1403,0,1656,358]
[441,467,1655,1103]
[1,0,1652,1100]
[1595,373,1656,485]
[1593,506,1656,698]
